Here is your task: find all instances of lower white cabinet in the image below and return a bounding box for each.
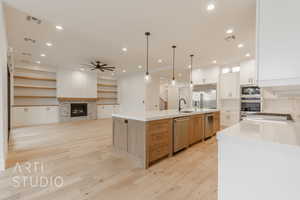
[97,105,120,119]
[221,111,240,127]
[12,106,59,128]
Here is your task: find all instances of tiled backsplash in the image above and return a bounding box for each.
[263,99,300,122]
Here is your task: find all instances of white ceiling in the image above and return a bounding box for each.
[4,0,256,78]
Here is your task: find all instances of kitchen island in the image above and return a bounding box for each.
[112,109,220,168]
[217,119,300,200]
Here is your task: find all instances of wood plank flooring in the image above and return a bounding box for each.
[1,119,218,200]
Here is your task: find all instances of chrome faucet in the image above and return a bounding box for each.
[178,98,187,112]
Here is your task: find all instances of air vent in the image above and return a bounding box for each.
[21,52,32,56]
[24,37,36,44]
[26,16,42,24]
[225,35,236,42]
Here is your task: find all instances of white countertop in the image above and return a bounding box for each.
[217,119,300,147]
[112,109,219,121]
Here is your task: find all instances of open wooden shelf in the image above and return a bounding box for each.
[97,84,117,88]
[15,68,56,74]
[97,90,118,94]
[14,75,56,82]
[97,104,119,105]
[98,78,117,81]
[98,97,118,100]
[14,85,56,90]
[13,105,59,107]
[14,96,57,99]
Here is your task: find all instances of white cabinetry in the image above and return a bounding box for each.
[192,66,220,84]
[220,72,240,99]
[221,110,240,127]
[12,106,59,127]
[240,60,256,85]
[97,105,120,119]
[257,0,300,87]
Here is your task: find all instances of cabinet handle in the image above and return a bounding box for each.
[124,119,128,124]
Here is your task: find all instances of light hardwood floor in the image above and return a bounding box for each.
[1,119,217,200]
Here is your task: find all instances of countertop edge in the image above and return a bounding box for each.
[112,110,219,122]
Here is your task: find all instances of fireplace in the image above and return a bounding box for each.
[71,103,88,117]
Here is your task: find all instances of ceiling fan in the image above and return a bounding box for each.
[81,61,116,72]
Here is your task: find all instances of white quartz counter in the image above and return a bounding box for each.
[112,109,219,121]
[217,119,300,147]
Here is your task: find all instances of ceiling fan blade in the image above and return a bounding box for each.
[103,67,115,70]
[100,64,107,67]
[81,64,94,67]
[91,61,97,66]
[91,68,96,70]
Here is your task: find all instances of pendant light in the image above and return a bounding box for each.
[171,45,176,86]
[190,54,194,88]
[144,32,151,81]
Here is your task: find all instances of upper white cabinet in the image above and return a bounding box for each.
[257,0,300,87]
[192,66,220,85]
[240,60,256,85]
[220,72,240,99]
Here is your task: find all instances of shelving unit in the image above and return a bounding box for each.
[97,77,118,105]
[14,85,56,90]
[13,67,58,106]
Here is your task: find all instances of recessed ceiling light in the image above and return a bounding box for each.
[158,59,163,63]
[40,54,46,57]
[56,25,63,30]
[36,61,41,64]
[46,42,53,47]
[212,60,217,64]
[80,68,85,71]
[207,3,215,11]
[226,29,234,34]
[122,47,128,52]
[238,43,244,48]
[122,69,126,73]
[188,65,191,69]
[138,65,143,69]
[246,53,251,57]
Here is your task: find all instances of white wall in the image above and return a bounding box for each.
[57,69,97,98]
[118,72,146,113]
[0,2,8,171]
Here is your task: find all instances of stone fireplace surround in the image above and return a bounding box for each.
[58,99,97,122]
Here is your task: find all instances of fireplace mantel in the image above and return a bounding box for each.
[57,97,98,101]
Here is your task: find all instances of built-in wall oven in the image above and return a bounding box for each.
[240,86,262,119]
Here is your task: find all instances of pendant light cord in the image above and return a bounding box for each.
[145,32,150,75]
[172,45,176,80]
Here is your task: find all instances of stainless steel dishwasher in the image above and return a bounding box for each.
[204,113,214,139]
[173,117,189,153]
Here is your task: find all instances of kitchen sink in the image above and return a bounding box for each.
[180,110,194,113]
